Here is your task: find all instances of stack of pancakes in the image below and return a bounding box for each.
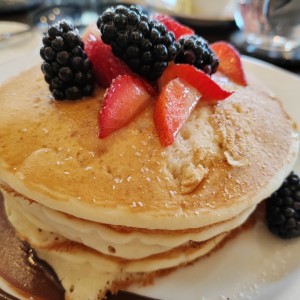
[0,66,299,299]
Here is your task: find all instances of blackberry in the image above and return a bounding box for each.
[97,5,179,80]
[175,35,219,75]
[40,20,94,100]
[266,172,300,239]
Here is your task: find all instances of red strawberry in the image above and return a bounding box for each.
[158,64,232,101]
[152,13,194,40]
[99,75,152,138]
[154,78,201,147]
[83,24,133,88]
[210,41,247,86]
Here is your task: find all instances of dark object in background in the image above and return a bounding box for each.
[0,0,42,13]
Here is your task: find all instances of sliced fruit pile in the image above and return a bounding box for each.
[41,4,247,147]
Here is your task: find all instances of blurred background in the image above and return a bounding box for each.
[0,0,299,71]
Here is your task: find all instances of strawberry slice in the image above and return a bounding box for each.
[152,13,194,40]
[154,78,201,147]
[210,41,247,86]
[83,24,133,88]
[158,64,232,101]
[99,75,152,138]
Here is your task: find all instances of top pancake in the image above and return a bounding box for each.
[0,66,298,229]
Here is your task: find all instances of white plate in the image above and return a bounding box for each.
[0,56,300,300]
[0,21,41,67]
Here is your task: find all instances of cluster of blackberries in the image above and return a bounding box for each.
[266,172,300,239]
[97,5,218,80]
[97,5,179,80]
[40,21,94,100]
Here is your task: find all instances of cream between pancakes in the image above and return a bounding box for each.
[4,193,227,300]
[3,189,255,259]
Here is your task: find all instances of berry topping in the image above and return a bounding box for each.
[97,5,179,80]
[158,64,232,101]
[175,35,219,75]
[83,23,134,88]
[154,78,200,147]
[99,74,153,138]
[266,172,300,239]
[40,20,94,100]
[210,41,247,86]
[152,13,194,40]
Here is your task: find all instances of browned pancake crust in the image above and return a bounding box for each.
[0,67,298,229]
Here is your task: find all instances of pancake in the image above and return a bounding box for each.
[0,62,299,300]
[3,187,255,259]
[0,67,298,230]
